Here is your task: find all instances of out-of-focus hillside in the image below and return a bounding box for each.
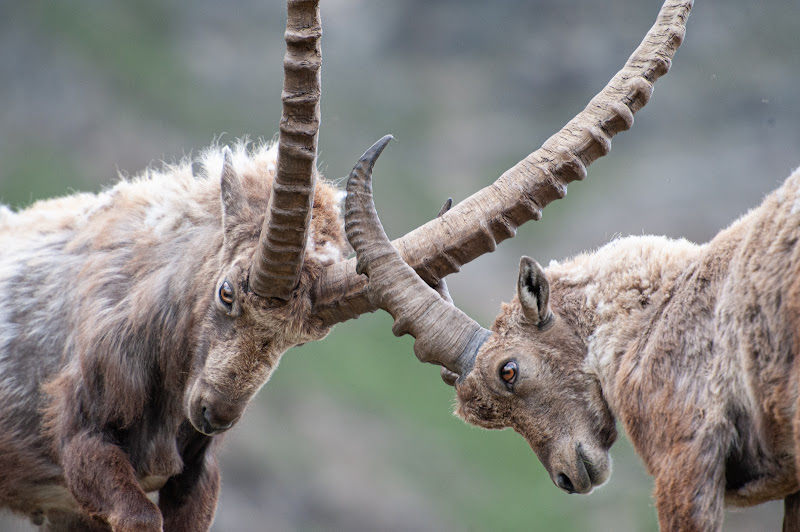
[1,0,798,530]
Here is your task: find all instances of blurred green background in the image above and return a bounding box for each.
[2,0,799,530]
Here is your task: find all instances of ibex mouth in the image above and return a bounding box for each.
[553,443,611,495]
[577,443,611,491]
[560,455,593,495]
[187,379,244,436]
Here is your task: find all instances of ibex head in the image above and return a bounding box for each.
[454,257,616,494]
[186,0,341,435]
[189,0,692,441]
[186,146,345,436]
[342,0,691,492]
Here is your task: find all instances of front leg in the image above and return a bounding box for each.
[158,427,220,532]
[40,508,111,532]
[783,491,800,532]
[62,432,162,532]
[653,447,726,532]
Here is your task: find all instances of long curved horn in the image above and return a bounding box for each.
[250,0,322,300]
[345,137,491,378]
[313,0,693,324]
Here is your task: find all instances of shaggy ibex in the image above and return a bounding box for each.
[345,8,800,532]
[1,1,350,529]
[1,0,690,529]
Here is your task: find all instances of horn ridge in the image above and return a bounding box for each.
[312,0,693,325]
[249,0,322,300]
[345,137,490,377]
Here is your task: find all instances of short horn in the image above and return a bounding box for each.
[345,136,490,378]
[250,0,322,300]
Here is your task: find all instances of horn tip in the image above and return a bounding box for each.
[363,134,393,163]
[347,134,395,194]
[222,145,233,161]
[438,197,453,218]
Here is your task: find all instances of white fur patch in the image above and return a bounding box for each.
[316,241,343,265]
[791,194,800,216]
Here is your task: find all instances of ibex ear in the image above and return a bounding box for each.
[219,146,245,245]
[518,256,552,327]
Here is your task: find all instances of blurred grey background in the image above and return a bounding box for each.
[1,0,798,530]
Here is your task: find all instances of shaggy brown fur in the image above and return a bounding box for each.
[0,142,348,530]
[455,167,800,530]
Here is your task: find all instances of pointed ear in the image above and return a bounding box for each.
[517,256,551,326]
[219,146,245,245]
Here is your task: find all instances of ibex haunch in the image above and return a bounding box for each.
[345,2,800,532]
[2,0,692,529]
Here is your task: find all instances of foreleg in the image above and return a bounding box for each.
[62,432,162,532]
[784,491,800,532]
[653,446,726,532]
[158,430,220,532]
[40,508,111,531]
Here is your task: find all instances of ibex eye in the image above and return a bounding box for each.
[219,280,235,306]
[500,361,518,384]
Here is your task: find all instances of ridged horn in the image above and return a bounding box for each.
[312,0,693,325]
[249,0,322,300]
[345,136,491,379]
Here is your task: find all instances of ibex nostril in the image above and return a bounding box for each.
[200,403,235,434]
[556,473,576,494]
[200,405,213,434]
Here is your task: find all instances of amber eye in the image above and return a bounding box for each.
[219,280,235,306]
[500,361,518,384]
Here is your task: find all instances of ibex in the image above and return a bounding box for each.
[1,0,691,529]
[344,5,800,532]
[0,1,351,529]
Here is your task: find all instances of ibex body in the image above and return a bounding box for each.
[456,167,800,530]
[349,140,800,529]
[343,0,800,521]
[0,143,348,530]
[0,0,374,528]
